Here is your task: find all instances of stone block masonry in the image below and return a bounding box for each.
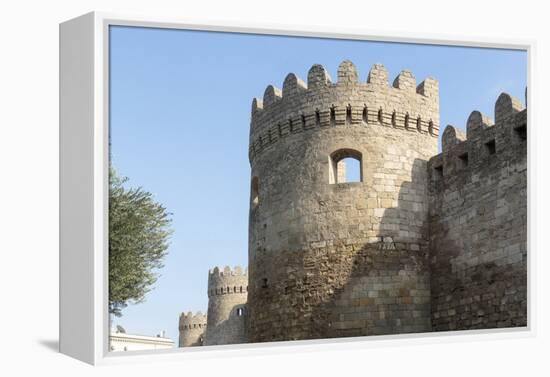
[178,60,527,347]
[248,60,439,342]
[428,93,527,331]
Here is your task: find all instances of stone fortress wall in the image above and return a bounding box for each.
[428,92,527,330]
[178,60,527,347]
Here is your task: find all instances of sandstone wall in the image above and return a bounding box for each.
[428,93,527,331]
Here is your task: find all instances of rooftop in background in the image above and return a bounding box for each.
[110,328,174,352]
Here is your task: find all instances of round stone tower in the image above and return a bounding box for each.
[178,311,207,347]
[247,60,440,342]
[204,266,248,345]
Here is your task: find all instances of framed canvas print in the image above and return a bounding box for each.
[59,12,532,365]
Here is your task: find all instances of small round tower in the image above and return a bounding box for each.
[247,60,440,342]
[204,266,248,345]
[178,311,207,347]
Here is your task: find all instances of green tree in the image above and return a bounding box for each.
[109,167,172,317]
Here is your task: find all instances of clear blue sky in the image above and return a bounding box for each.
[109,25,526,341]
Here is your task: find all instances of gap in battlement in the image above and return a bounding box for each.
[458,153,469,168]
[485,139,496,155]
[515,124,527,141]
[433,165,443,181]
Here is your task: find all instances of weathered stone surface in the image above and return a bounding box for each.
[428,106,527,331]
[247,61,439,342]
[179,60,527,347]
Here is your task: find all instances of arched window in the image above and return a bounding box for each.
[329,149,363,184]
[362,106,368,124]
[251,176,259,209]
[416,116,422,132]
[236,308,244,317]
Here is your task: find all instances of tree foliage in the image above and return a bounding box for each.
[109,167,172,317]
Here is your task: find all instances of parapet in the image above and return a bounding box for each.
[179,311,207,331]
[439,92,526,154]
[207,265,248,297]
[430,91,526,177]
[249,60,440,162]
[442,125,466,152]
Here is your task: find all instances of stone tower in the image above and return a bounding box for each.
[178,311,207,347]
[204,266,248,345]
[247,60,440,342]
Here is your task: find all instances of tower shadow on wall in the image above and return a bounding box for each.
[307,158,433,340]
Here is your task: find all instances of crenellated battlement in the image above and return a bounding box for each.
[207,265,248,297]
[208,265,248,277]
[179,311,207,331]
[249,60,440,163]
[429,91,526,180]
[176,60,527,345]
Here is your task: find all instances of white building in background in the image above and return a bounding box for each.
[109,327,174,352]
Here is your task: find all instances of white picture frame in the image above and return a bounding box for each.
[59,11,535,365]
